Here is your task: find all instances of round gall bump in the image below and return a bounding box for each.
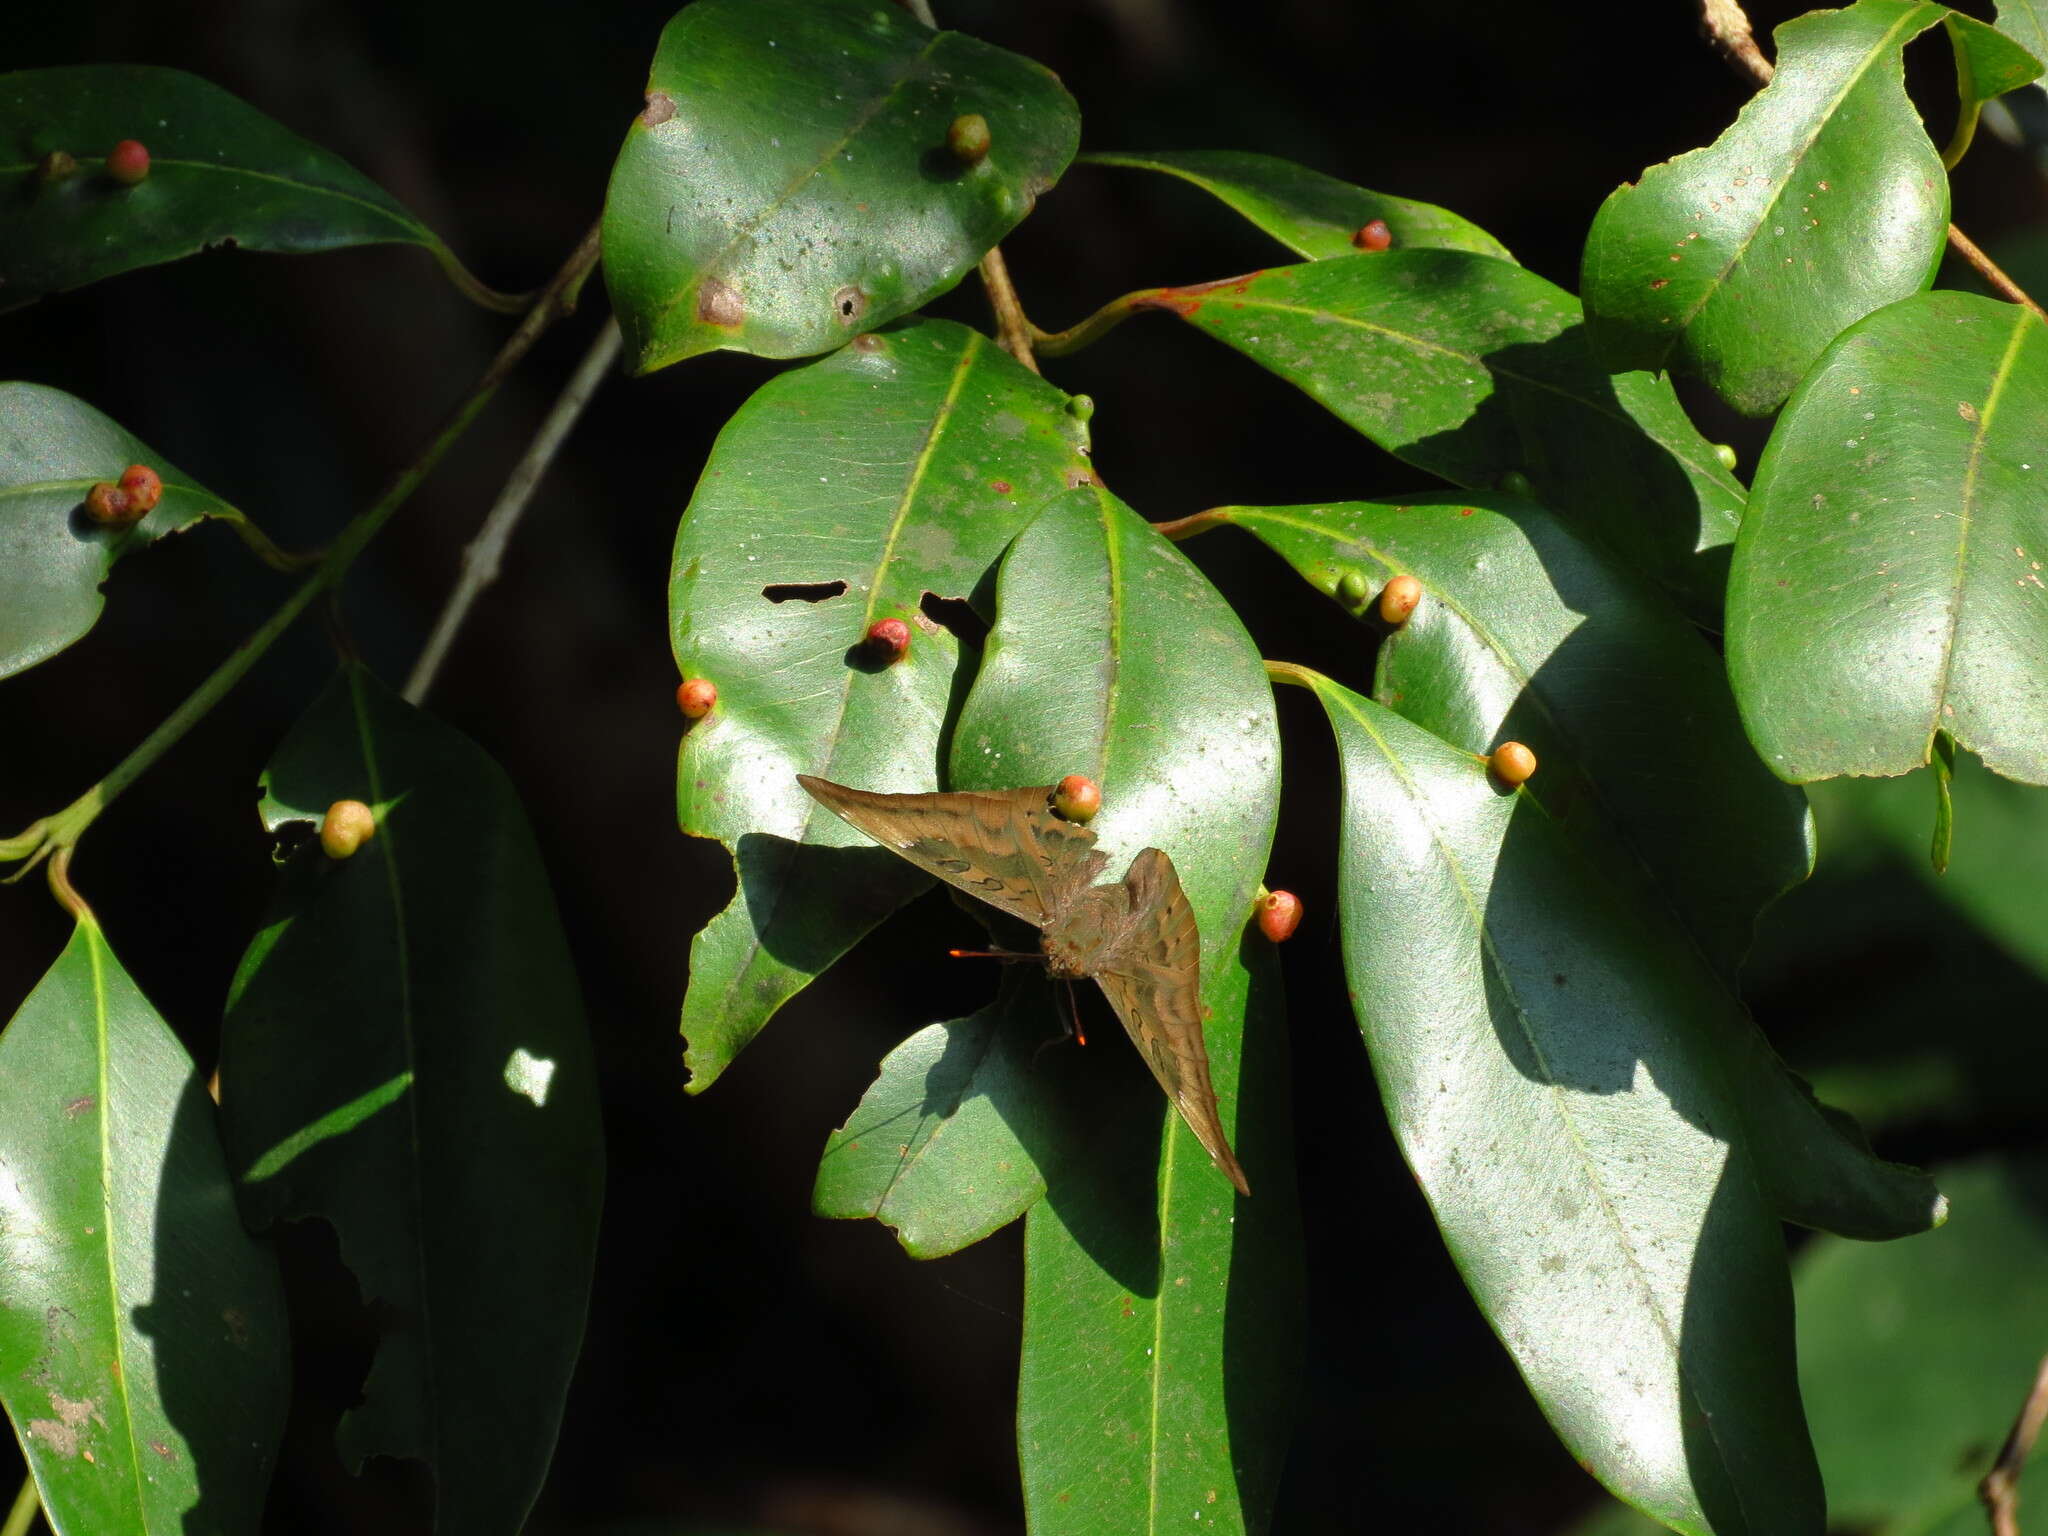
[106,139,150,185]
[1379,573,1422,625]
[117,465,163,515]
[947,113,991,165]
[1053,774,1102,823]
[1498,470,1534,499]
[1337,569,1371,607]
[36,150,77,185]
[1258,890,1303,943]
[83,483,139,526]
[1713,443,1739,473]
[866,617,911,662]
[677,678,717,719]
[1352,219,1392,252]
[1490,741,1538,787]
[320,799,377,860]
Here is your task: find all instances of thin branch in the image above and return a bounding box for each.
[0,219,605,886]
[405,314,623,703]
[977,245,1041,373]
[1263,658,1321,690]
[1698,0,2048,321]
[1982,1353,2048,1536]
[2,1476,38,1536]
[902,0,938,26]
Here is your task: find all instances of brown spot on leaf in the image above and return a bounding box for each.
[991,479,1012,493]
[1958,401,1980,423]
[1065,468,1096,489]
[697,278,744,329]
[149,1439,175,1460]
[63,1096,94,1119]
[1649,278,1669,290]
[640,92,676,127]
[832,286,867,325]
[851,333,883,352]
[27,1420,78,1458]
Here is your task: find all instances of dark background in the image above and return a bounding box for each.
[5,1,2048,1532]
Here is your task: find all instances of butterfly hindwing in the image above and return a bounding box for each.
[1092,848,1249,1196]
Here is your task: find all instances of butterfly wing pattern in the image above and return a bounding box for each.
[798,774,1248,1196]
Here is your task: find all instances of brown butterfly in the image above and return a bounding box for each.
[798,774,1249,1196]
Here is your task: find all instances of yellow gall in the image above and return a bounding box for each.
[947,113,991,165]
[1053,774,1102,823]
[1490,741,1538,786]
[1257,890,1303,943]
[320,799,377,859]
[1379,573,1423,625]
[677,678,717,719]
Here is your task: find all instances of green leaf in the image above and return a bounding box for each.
[1996,1,2048,95]
[1136,253,1743,623]
[602,0,1078,373]
[1302,671,1825,1534]
[0,383,267,680]
[672,318,1092,1092]
[1797,1155,2048,1533]
[1215,493,1809,978]
[1728,290,2048,785]
[0,920,286,1536]
[219,666,603,1534]
[1080,149,1513,261]
[943,489,1299,1528]
[812,969,1102,1258]
[1580,2,1952,417]
[1943,13,2044,166]
[0,66,502,312]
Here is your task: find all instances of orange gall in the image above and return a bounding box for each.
[1379,573,1423,625]
[677,678,717,719]
[1258,889,1303,943]
[1053,774,1102,823]
[1490,741,1538,786]
[866,617,911,662]
[1352,219,1392,252]
[83,482,140,526]
[106,139,150,185]
[320,799,377,859]
[947,113,991,165]
[117,464,163,514]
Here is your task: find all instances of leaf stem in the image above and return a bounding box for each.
[0,218,605,886]
[1151,507,1235,541]
[1263,659,1322,690]
[1,1476,37,1536]
[1697,0,2048,321]
[429,240,540,316]
[1030,288,1163,357]
[1980,1350,2048,1536]
[977,245,1041,374]
[405,314,623,703]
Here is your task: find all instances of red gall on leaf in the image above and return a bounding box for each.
[947,113,991,165]
[1379,573,1422,625]
[1257,889,1303,943]
[83,482,140,526]
[677,678,717,719]
[320,799,377,860]
[1489,741,1538,786]
[1052,774,1101,823]
[1352,219,1392,252]
[865,618,911,662]
[106,139,150,185]
[117,464,163,515]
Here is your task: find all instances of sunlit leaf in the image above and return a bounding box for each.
[0,921,286,1536]
[603,0,1078,372]
[1728,290,2048,785]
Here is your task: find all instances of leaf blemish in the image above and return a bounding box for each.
[697,278,744,328]
[640,91,677,127]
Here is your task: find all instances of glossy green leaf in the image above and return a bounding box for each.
[1080,149,1513,261]
[1305,671,1826,1533]
[1217,494,1808,978]
[1138,253,1744,622]
[0,383,267,680]
[1996,1,2048,94]
[1581,2,1952,417]
[0,920,286,1536]
[813,969,1108,1258]
[946,489,1300,1531]
[0,66,500,311]
[602,0,1078,373]
[1728,290,2048,785]
[1943,13,2045,166]
[672,318,1093,1092]
[219,666,603,1534]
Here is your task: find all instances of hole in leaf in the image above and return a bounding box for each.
[920,591,989,648]
[762,581,848,603]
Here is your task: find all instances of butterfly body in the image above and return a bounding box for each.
[797,773,1248,1196]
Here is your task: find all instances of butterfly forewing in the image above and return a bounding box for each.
[796,775,1103,926]
[1091,849,1250,1197]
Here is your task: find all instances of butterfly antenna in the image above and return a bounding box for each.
[1031,983,1086,1067]
[946,947,1046,963]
